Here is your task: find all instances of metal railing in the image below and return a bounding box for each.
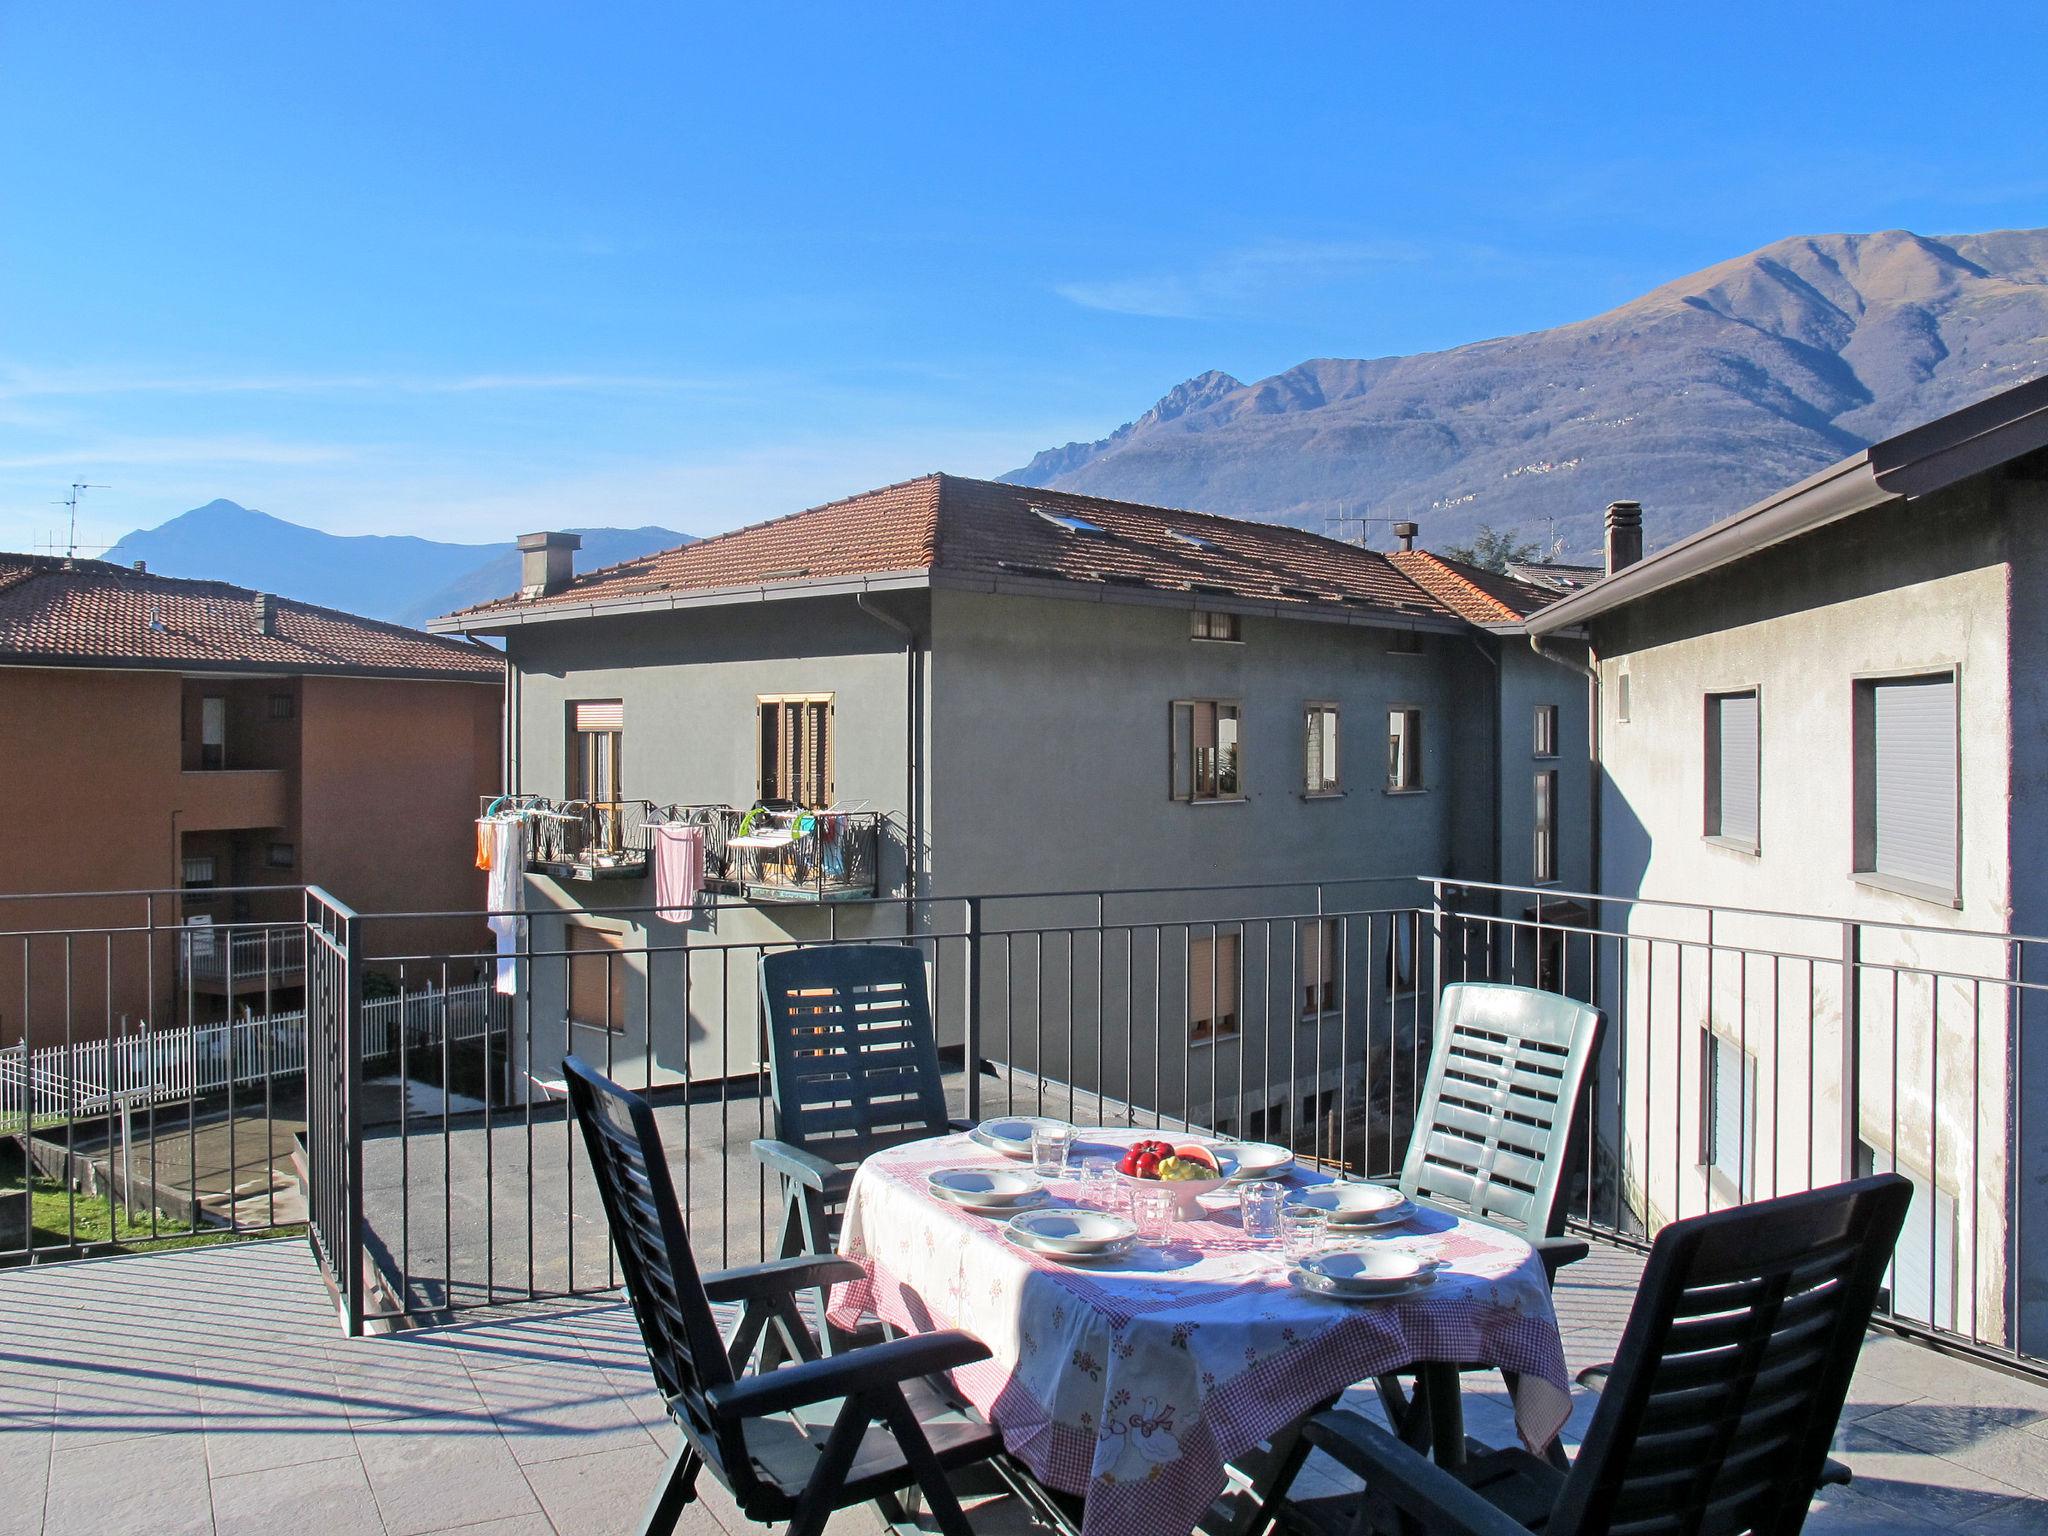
[178,925,305,988]
[1432,878,2048,1376]
[8,871,2046,1384]
[478,796,885,899]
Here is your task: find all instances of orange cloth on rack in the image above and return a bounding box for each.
[475,818,494,871]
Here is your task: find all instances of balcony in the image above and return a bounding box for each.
[481,796,884,899]
[176,767,289,831]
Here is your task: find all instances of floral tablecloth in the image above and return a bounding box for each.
[829,1129,1572,1536]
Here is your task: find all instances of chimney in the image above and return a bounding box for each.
[518,531,582,598]
[1391,521,1419,553]
[1604,501,1643,577]
[132,560,147,574]
[254,592,277,636]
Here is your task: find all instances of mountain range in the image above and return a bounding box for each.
[1004,228,2048,558]
[103,502,690,627]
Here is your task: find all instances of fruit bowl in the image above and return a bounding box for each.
[1111,1138,1230,1217]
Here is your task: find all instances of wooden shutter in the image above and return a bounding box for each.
[1873,676,1957,889]
[1710,692,1760,845]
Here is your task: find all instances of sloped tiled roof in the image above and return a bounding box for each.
[445,474,1462,626]
[0,553,504,678]
[1387,549,1560,624]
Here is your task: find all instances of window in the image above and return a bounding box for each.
[267,842,295,870]
[1387,630,1422,656]
[1533,704,1558,758]
[567,701,623,805]
[1704,690,1760,850]
[1857,1141,1957,1330]
[181,855,218,888]
[200,695,227,770]
[566,925,628,1033]
[1298,918,1339,1018]
[1533,771,1559,883]
[758,695,834,808]
[268,692,295,721]
[1303,704,1341,795]
[1188,930,1241,1043]
[1616,665,1632,723]
[1170,700,1242,801]
[1854,672,1959,899]
[1386,708,1423,790]
[1191,609,1241,642]
[1700,1030,1756,1197]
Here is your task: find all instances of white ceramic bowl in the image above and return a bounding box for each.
[971,1117,1070,1159]
[1113,1168,1229,1217]
[1005,1208,1138,1254]
[1298,1248,1436,1295]
[928,1166,1042,1207]
[1286,1183,1409,1227]
[1220,1142,1294,1182]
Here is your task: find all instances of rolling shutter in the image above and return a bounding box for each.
[1711,692,1759,845]
[1872,676,1957,889]
[572,701,623,732]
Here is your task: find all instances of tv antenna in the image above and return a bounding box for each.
[51,483,110,560]
[1325,507,1409,550]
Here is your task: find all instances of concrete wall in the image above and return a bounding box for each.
[1588,481,2027,1348]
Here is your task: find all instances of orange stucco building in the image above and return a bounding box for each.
[0,553,503,1050]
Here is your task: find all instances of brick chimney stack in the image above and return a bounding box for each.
[254,592,277,636]
[1604,501,1643,578]
[518,531,582,598]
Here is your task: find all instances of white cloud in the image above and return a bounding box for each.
[0,436,355,471]
[1057,238,1430,320]
[0,366,729,401]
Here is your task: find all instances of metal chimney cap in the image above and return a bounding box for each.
[1391,521,1419,552]
[517,530,583,552]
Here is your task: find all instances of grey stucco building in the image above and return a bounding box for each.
[1527,374,2048,1354]
[434,474,1587,1140]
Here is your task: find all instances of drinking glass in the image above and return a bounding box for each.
[1281,1206,1330,1261]
[1032,1123,1076,1177]
[1080,1155,1118,1206]
[1240,1179,1285,1242]
[1129,1183,1180,1245]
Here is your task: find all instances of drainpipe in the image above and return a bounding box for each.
[1474,638,1507,888]
[1530,631,1601,897]
[856,594,921,935]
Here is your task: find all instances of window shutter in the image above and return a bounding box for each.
[1171,703,1194,800]
[822,701,835,804]
[1714,692,1760,845]
[573,701,623,732]
[1873,676,1957,888]
[757,702,774,802]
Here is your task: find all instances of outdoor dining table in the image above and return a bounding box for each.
[828,1126,1574,1536]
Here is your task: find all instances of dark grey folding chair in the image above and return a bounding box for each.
[1370,982,1603,1457]
[564,1055,1003,1536]
[1272,1174,1913,1536]
[752,945,968,1269]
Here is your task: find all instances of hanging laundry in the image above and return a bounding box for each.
[485,816,526,995]
[475,818,495,872]
[652,822,705,923]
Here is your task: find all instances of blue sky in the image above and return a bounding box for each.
[3,3,2045,552]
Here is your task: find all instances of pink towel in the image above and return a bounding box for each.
[653,823,704,921]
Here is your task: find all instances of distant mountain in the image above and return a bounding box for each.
[1005,228,2048,557]
[103,502,690,626]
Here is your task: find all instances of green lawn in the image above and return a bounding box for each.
[1,1172,302,1263]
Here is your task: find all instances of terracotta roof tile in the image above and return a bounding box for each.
[0,553,504,678]
[1386,549,1559,624]
[448,474,1460,625]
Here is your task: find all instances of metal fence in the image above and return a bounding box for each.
[8,872,2045,1383]
[1433,878,2048,1378]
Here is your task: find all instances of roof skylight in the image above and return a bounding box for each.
[1033,507,1106,536]
[1168,530,1212,550]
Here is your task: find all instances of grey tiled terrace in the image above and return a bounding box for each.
[5,1238,2048,1535]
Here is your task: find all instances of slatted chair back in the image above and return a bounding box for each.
[1551,1174,1912,1536]
[760,945,952,1166]
[1397,982,1603,1237]
[563,1055,741,1470]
